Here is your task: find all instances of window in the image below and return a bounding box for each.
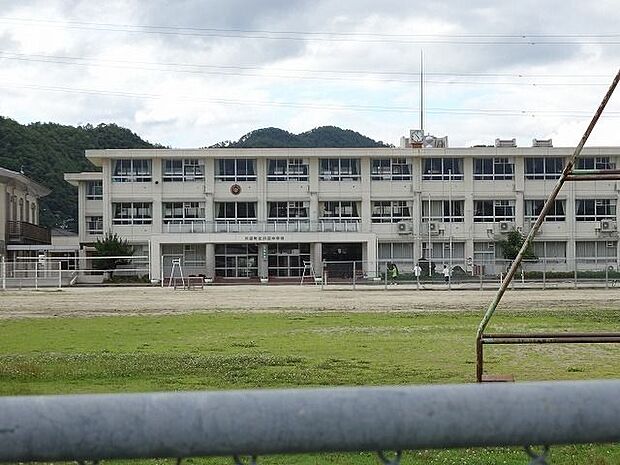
[525,157,564,179]
[371,158,411,180]
[86,216,103,234]
[378,242,414,262]
[319,158,360,181]
[422,158,463,180]
[112,202,152,224]
[524,200,566,222]
[215,202,257,222]
[474,200,515,222]
[474,158,514,180]
[183,244,206,267]
[216,159,256,181]
[474,242,502,263]
[268,243,311,277]
[162,202,205,223]
[576,199,616,221]
[371,201,411,223]
[320,201,360,220]
[86,181,103,200]
[267,159,309,181]
[576,157,615,170]
[532,241,567,262]
[163,159,204,182]
[576,241,617,265]
[112,159,152,182]
[268,201,309,221]
[421,242,465,261]
[421,200,464,222]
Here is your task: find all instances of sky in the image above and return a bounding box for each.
[0,0,620,148]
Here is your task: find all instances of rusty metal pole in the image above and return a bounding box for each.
[475,69,620,382]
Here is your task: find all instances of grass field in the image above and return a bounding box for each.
[0,287,619,464]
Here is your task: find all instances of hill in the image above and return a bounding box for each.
[210,126,391,148]
[0,117,156,229]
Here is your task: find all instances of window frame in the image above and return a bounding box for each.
[86,180,103,200]
[320,201,360,221]
[215,159,257,182]
[163,159,205,182]
[524,199,566,222]
[162,201,206,224]
[267,158,309,181]
[473,157,514,180]
[86,216,103,234]
[319,158,361,181]
[525,157,564,180]
[215,202,257,222]
[371,200,412,223]
[112,202,152,225]
[473,199,516,222]
[371,158,412,181]
[422,158,464,181]
[421,200,465,223]
[575,199,617,222]
[112,159,152,183]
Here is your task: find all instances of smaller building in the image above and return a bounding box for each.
[0,167,51,261]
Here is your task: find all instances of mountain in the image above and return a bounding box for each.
[210,126,391,148]
[0,117,157,229]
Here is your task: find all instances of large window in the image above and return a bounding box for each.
[268,243,311,277]
[525,157,564,180]
[112,159,152,182]
[320,201,360,220]
[162,202,205,223]
[112,202,152,224]
[319,158,360,181]
[216,159,256,181]
[86,180,103,200]
[576,199,616,221]
[268,201,309,221]
[576,241,617,265]
[378,242,414,262]
[421,242,465,261]
[474,158,514,180]
[215,202,257,222]
[215,244,258,278]
[524,200,566,222]
[86,216,103,234]
[532,241,567,262]
[163,159,204,182]
[371,158,411,181]
[267,159,309,181]
[474,200,515,222]
[474,242,501,263]
[422,200,464,222]
[422,158,463,180]
[576,157,615,170]
[371,201,411,223]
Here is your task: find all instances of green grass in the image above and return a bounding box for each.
[0,309,618,464]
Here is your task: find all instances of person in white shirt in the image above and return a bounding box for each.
[413,263,422,289]
[442,264,450,283]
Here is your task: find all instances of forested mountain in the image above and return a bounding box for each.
[210,126,391,148]
[0,117,156,229]
[0,119,388,230]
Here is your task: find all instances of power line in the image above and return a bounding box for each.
[2,17,620,45]
[1,81,619,118]
[0,51,612,87]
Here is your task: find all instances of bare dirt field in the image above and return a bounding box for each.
[1,285,620,318]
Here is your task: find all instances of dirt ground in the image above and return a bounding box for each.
[1,284,619,318]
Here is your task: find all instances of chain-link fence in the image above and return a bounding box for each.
[319,258,620,290]
[0,255,150,289]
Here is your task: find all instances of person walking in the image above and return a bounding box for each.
[442,264,450,284]
[413,263,422,289]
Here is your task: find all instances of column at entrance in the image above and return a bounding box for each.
[310,242,322,277]
[364,236,378,279]
[205,243,215,279]
[258,243,269,279]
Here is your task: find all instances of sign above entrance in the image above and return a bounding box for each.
[243,235,286,242]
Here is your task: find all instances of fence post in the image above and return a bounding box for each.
[574,258,578,289]
[479,268,483,291]
[384,266,388,290]
[542,257,546,290]
[35,262,38,290]
[605,260,609,288]
[58,261,62,289]
[1,256,5,290]
[352,261,356,290]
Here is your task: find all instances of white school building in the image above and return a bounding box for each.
[64,134,620,282]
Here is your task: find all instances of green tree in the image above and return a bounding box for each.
[93,233,133,275]
[497,228,537,260]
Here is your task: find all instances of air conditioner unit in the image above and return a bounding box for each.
[498,221,514,232]
[599,219,617,232]
[427,221,441,235]
[397,221,412,235]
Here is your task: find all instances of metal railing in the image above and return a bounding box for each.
[162,220,361,234]
[0,380,618,463]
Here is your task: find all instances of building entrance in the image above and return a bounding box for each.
[322,242,363,278]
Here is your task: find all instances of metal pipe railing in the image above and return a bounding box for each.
[0,380,619,462]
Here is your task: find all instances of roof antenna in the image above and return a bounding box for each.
[420,49,424,135]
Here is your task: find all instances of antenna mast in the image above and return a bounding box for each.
[420,49,424,135]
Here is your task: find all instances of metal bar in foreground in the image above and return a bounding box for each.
[475,69,620,382]
[0,380,620,462]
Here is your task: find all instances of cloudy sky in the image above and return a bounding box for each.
[1,0,619,148]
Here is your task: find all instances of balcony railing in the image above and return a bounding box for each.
[6,221,51,245]
[162,220,361,234]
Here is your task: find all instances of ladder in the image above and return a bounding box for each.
[300,261,318,285]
